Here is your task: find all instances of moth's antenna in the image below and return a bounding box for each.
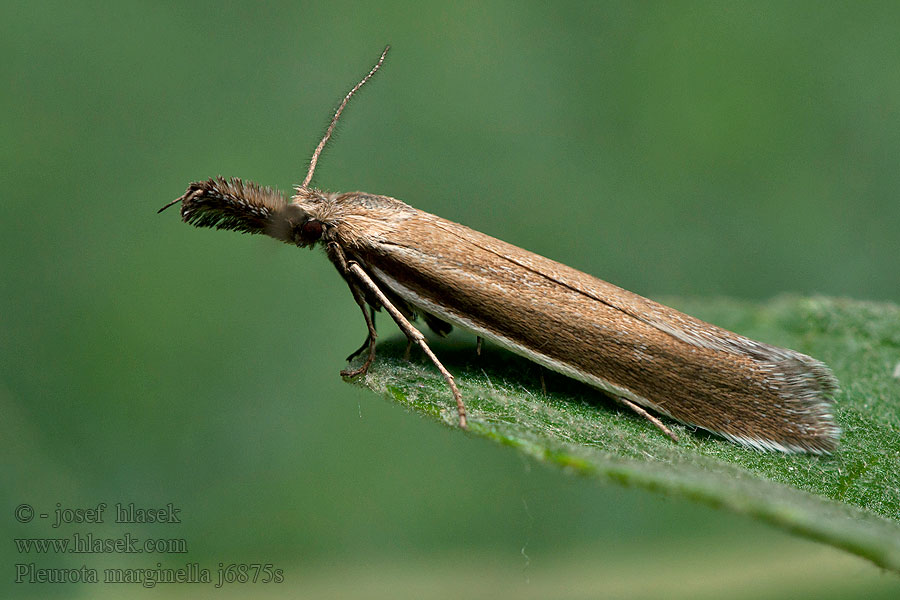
[301,45,390,189]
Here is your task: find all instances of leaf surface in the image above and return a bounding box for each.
[353,296,900,571]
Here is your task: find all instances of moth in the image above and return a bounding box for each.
[161,47,840,453]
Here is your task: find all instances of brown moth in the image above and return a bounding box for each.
[161,47,840,453]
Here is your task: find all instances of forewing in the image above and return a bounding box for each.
[339,202,838,453]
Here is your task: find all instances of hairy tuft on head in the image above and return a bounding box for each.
[160,177,287,233]
[160,177,311,244]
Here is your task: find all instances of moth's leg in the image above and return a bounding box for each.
[340,294,377,378]
[346,261,468,429]
[616,396,678,442]
[476,336,483,357]
[346,305,376,362]
[328,242,377,378]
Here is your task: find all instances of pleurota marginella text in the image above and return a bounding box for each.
[161,47,840,453]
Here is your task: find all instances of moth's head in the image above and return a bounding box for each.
[159,177,325,248]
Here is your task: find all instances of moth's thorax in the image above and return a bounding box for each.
[291,188,417,247]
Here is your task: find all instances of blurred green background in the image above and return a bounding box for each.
[3,1,899,598]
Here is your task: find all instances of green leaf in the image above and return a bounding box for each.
[350,296,900,572]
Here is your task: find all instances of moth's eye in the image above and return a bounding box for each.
[300,219,324,241]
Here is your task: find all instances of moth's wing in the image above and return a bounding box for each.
[346,206,838,453]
